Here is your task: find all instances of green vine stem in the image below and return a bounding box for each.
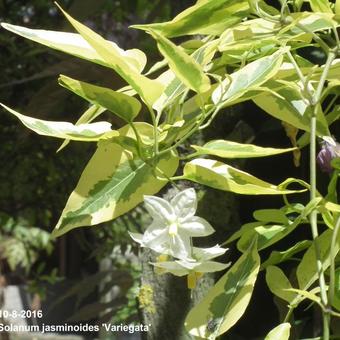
[309,48,337,340]
[328,216,340,310]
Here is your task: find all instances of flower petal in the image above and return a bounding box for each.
[193,245,228,261]
[144,229,170,254]
[170,233,193,261]
[144,195,175,223]
[195,261,230,273]
[129,232,144,246]
[171,188,197,220]
[151,261,189,276]
[143,220,167,243]
[176,260,199,270]
[181,216,215,236]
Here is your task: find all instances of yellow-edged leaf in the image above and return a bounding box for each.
[183,158,305,195]
[0,103,116,141]
[59,75,141,122]
[56,4,164,107]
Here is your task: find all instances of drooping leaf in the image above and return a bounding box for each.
[56,5,164,107]
[0,23,146,73]
[297,229,340,290]
[57,105,107,152]
[182,158,305,195]
[212,48,286,106]
[52,125,179,237]
[185,239,260,338]
[264,323,291,340]
[261,240,312,269]
[149,30,211,94]
[253,83,330,137]
[0,103,116,141]
[58,75,141,122]
[266,266,296,303]
[132,0,249,38]
[191,140,296,158]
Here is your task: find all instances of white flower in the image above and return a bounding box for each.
[129,188,215,260]
[150,245,230,288]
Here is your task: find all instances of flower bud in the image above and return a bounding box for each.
[317,141,340,173]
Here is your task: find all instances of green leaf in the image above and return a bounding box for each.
[57,105,107,152]
[309,0,333,13]
[149,30,210,94]
[253,83,330,137]
[261,240,312,269]
[253,209,289,224]
[336,0,340,15]
[0,23,147,73]
[266,266,296,303]
[132,0,249,38]
[56,5,164,107]
[52,127,179,237]
[191,140,296,159]
[185,239,260,338]
[153,39,219,113]
[286,288,322,307]
[237,223,299,252]
[265,323,291,340]
[0,103,116,141]
[58,75,141,122]
[332,268,340,311]
[297,229,340,290]
[183,158,305,195]
[212,48,286,106]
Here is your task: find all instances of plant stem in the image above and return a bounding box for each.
[308,49,337,340]
[328,217,340,309]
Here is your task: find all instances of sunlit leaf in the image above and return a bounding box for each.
[266,266,296,303]
[309,0,332,13]
[261,240,312,269]
[56,5,164,107]
[149,30,211,94]
[264,323,291,340]
[0,23,146,73]
[297,229,340,290]
[132,0,249,38]
[57,105,107,152]
[0,103,116,141]
[253,83,330,137]
[185,239,260,338]
[59,75,141,122]
[52,124,179,237]
[191,140,296,159]
[212,48,286,106]
[183,158,304,195]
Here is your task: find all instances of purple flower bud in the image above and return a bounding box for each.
[317,141,340,174]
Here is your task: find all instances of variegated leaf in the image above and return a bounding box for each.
[183,158,304,195]
[0,23,146,73]
[56,5,164,107]
[191,140,296,158]
[0,103,116,141]
[59,75,141,122]
[53,127,179,236]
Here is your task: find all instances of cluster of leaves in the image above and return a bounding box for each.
[0,212,60,300]
[1,0,340,339]
[0,212,53,273]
